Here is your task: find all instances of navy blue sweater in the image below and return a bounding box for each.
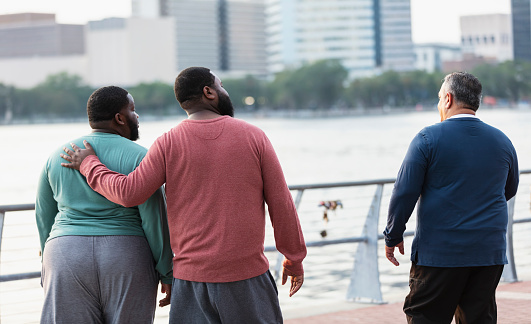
[384,117,519,267]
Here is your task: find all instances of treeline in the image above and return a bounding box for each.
[1,60,531,122]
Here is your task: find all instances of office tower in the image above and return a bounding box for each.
[266,0,415,78]
[512,0,531,61]
[163,0,267,76]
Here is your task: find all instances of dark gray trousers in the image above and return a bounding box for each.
[40,235,158,324]
[169,271,283,324]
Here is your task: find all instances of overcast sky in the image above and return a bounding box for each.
[0,0,512,44]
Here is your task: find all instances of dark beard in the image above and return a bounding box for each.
[217,91,234,117]
[127,116,139,141]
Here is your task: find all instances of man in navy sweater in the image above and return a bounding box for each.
[384,72,519,323]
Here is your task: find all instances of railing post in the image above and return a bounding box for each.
[273,189,305,281]
[0,210,6,255]
[0,210,5,257]
[346,184,385,303]
[502,197,518,282]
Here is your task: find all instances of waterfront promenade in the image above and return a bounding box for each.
[1,218,530,323]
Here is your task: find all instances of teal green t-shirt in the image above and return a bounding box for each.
[36,132,173,283]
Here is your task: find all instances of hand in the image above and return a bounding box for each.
[60,140,96,170]
[159,283,172,307]
[282,268,304,297]
[385,241,405,266]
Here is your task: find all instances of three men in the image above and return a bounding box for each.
[61,67,307,323]
[384,72,519,323]
[36,86,173,323]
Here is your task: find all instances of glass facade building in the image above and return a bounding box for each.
[266,0,414,78]
[512,0,531,61]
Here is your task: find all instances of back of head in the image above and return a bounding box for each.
[443,72,482,111]
[87,86,129,124]
[174,67,215,105]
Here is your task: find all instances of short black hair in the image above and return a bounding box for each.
[87,86,130,123]
[443,72,482,111]
[174,67,215,104]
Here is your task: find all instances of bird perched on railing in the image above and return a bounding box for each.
[318,200,343,238]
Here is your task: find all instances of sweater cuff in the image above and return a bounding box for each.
[80,155,101,177]
[282,258,304,276]
[160,276,173,285]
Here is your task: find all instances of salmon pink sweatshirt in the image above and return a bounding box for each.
[80,116,307,283]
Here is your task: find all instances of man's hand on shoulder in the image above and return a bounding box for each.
[60,140,96,171]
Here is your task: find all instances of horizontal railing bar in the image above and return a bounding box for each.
[288,179,396,191]
[0,204,35,213]
[1,169,530,213]
[265,236,368,252]
[0,271,41,282]
[514,218,531,224]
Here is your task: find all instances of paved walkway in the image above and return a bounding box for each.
[285,280,531,323]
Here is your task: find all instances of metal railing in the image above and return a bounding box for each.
[1,170,531,304]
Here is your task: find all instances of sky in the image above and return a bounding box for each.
[0,0,512,45]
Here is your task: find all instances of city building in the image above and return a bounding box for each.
[265,0,415,78]
[132,0,170,18]
[133,0,268,77]
[0,13,85,58]
[414,43,462,73]
[86,17,176,87]
[512,0,531,61]
[0,13,87,88]
[0,13,176,88]
[460,14,513,63]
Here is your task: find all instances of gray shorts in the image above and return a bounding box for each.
[40,235,159,324]
[169,271,283,324]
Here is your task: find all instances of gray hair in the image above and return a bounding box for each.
[443,72,482,111]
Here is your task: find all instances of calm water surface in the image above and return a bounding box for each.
[1,108,530,206]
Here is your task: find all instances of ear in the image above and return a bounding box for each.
[203,86,217,100]
[445,92,453,109]
[114,112,126,125]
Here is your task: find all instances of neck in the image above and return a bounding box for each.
[186,109,222,120]
[91,128,120,135]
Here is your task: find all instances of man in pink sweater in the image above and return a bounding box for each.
[61,67,307,323]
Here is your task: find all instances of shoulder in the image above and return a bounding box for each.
[227,117,266,135]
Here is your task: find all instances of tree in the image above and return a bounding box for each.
[268,60,348,109]
[129,81,177,115]
[23,72,94,118]
[223,75,268,110]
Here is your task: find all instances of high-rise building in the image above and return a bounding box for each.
[157,0,267,76]
[512,0,531,61]
[460,14,512,62]
[266,0,414,78]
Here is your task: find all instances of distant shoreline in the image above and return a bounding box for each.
[1,105,528,126]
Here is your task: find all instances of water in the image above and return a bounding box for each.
[2,108,530,205]
[1,108,531,323]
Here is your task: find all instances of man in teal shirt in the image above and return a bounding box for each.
[36,86,173,323]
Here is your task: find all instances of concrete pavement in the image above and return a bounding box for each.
[285,280,531,324]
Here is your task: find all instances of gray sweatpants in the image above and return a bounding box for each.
[169,271,283,324]
[40,235,159,324]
